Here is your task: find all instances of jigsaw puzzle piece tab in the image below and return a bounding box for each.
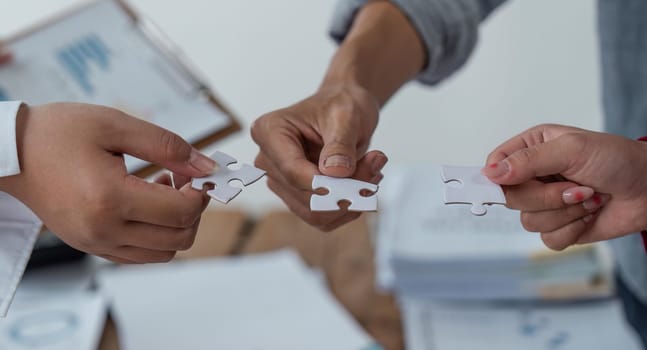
[310,175,379,212]
[191,151,265,204]
[441,165,506,216]
[192,177,242,204]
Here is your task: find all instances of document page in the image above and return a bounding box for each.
[0,0,233,172]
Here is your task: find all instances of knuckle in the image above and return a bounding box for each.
[163,251,177,262]
[277,163,299,187]
[250,113,280,144]
[176,209,200,228]
[89,186,119,212]
[561,132,586,146]
[82,193,119,240]
[178,229,198,251]
[536,123,555,131]
[541,188,561,209]
[502,187,521,210]
[520,212,540,232]
[541,233,568,251]
[254,154,265,170]
[513,147,537,165]
[159,130,189,161]
[266,177,279,192]
[249,116,265,144]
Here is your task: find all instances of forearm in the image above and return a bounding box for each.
[321,0,425,106]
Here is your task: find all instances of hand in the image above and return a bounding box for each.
[251,84,388,231]
[482,124,647,250]
[251,0,425,231]
[0,103,217,263]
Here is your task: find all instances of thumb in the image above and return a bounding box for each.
[482,136,578,186]
[318,116,360,178]
[106,111,217,177]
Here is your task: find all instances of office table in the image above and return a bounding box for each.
[99,210,403,350]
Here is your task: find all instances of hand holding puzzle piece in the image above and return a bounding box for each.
[441,165,506,216]
[310,175,379,212]
[191,151,265,204]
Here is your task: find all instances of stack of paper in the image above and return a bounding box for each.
[98,250,380,350]
[374,165,641,349]
[375,165,612,301]
[0,292,106,350]
[401,298,642,350]
[0,259,107,350]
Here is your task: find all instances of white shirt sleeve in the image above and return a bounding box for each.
[0,101,23,176]
[0,101,41,317]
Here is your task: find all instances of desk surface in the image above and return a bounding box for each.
[98,210,403,350]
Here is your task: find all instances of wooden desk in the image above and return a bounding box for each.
[99,210,403,350]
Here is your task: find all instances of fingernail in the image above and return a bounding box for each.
[583,194,609,211]
[481,161,509,178]
[562,186,595,204]
[324,154,351,169]
[190,149,217,174]
[371,154,388,174]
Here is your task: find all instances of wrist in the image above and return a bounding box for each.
[314,82,380,124]
[319,35,386,108]
[320,0,425,107]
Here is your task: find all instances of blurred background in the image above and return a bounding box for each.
[0,0,602,214]
[2,1,627,350]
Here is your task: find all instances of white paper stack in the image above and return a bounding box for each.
[98,249,381,350]
[0,259,107,350]
[375,165,612,301]
[401,298,642,350]
[375,165,641,349]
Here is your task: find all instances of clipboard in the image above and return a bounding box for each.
[0,0,241,178]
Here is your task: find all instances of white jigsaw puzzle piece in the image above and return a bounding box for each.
[441,165,506,216]
[310,175,379,212]
[191,151,265,204]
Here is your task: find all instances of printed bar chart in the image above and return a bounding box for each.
[56,34,111,95]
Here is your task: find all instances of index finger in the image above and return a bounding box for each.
[484,134,590,186]
[95,107,217,178]
[485,124,586,165]
[251,117,319,191]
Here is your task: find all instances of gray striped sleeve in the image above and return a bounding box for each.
[329,0,508,85]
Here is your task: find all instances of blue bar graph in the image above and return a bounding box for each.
[56,34,111,95]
